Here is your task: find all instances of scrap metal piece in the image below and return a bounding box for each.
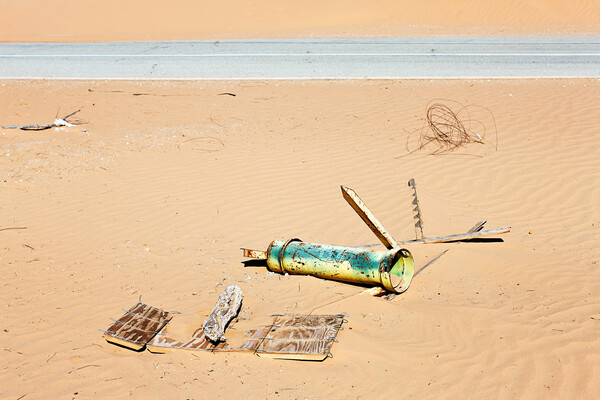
[242,248,267,259]
[103,302,172,350]
[264,239,414,293]
[408,178,425,240]
[240,314,346,361]
[203,285,243,343]
[341,185,398,249]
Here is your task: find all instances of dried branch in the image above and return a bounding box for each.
[2,109,82,131]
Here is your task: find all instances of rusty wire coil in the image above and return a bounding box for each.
[403,99,498,156]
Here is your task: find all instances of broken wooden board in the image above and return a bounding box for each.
[398,226,511,244]
[147,326,232,354]
[240,314,345,361]
[103,302,172,351]
[363,226,510,247]
[467,220,487,233]
[341,186,398,249]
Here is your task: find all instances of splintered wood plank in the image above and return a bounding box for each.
[241,314,345,361]
[146,327,231,354]
[397,227,511,244]
[257,338,332,361]
[103,302,172,350]
[341,186,398,249]
[272,314,343,328]
[467,220,487,233]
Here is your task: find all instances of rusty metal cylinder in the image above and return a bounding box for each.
[265,239,414,293]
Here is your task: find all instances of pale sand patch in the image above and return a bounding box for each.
[0,79,599,398]
[0,0,599,42]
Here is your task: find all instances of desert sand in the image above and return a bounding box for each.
[1,0,599,42]
[1,78,599,398]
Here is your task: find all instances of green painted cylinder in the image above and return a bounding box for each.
[265,239,414,293]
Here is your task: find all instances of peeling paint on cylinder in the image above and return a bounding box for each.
[266,239,414,293]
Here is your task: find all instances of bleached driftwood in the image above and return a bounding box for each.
[1,109,81,131]
[203,285,243,343]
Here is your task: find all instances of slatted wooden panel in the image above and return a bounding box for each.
[103,302,172,351]
[240,314,345,361]
[146,327,231,353]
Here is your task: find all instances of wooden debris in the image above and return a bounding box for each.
[408,178,425,240]
[357,180,509,246]
[467,220,487,233]
[341,185,398,249]
[397,227,511,245]
[103,302,172,351]
[147,326,231,353]
[240,314,345,361]
[203,285,243,343]
[1,109,82,131]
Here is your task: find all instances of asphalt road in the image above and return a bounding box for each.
[0,37,598,79]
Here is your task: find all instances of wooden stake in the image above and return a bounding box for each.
[341,186,398,249]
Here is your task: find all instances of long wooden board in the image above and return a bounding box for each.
[398,227,511,244]
[103,302,172,351]
[147,327,231,353]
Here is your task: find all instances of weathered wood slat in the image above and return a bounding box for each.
[467,220,487,233]
[147,327,231,353]
[398,227,511,244]
[341,186,398,249]
[272,314,342,328]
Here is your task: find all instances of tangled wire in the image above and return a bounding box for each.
[403,100,498,156]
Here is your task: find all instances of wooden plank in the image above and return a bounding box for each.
[467,220,487,233]
[408,178,425,240]
[256,337,332,361]
[103,302,172,350]
[272,314,342,328]
[397,227,511,244]
[147,327,231,353]
[341,186,398,249]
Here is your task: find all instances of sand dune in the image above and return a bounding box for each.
[0,0,599,42]
[1,78,599,398]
